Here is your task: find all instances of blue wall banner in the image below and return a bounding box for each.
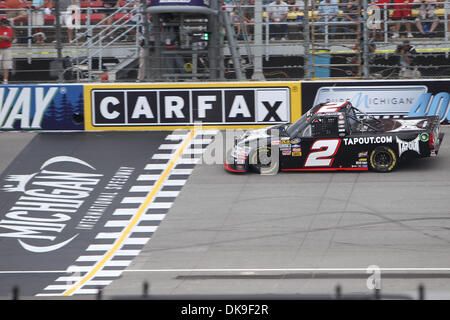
[301,80,450,123]
[0,85,84,130]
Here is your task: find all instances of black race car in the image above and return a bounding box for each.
[224,101,444,174]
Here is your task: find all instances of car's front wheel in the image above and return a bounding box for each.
[249,146,279,175]
[369,146,397,172]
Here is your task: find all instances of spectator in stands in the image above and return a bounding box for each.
[242,0,255,39]
[0,17,13,83]
[444,0,450,36]
[104,0,139,41]
[161,17,186,76]
[5,0,25,43]
[395,39,420,77]
[267,0,289,41]
[414,0,439,37]
[317,0,340,36]
[59,0,77,43]
[341,0,360,34]
[101,0,120,40]
[13,0,52,43]
[391,0,414,38]
[230,5,244,40]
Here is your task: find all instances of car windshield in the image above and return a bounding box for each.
[286,111,310,137]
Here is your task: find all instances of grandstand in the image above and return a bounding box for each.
[3,0,450,82]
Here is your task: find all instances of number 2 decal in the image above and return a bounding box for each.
[304,139,341,167]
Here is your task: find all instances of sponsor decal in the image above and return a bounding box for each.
[292,148,301,152]
[290,138,301,144]
[90,87,290,126]
[282,150,291,156]
[397,136,420,156]
[313,86,427,115]
[419,132,429,142]
[292,151,302,157]
[343,136,393,145]
[358,151,368,157]
[281,139,291,144]
[388,119,428,132]
[0,85,84,130]
[291,144,300,148]
[0,156,134,253]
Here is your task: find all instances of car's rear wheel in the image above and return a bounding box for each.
[249,146,279,175]
[369,146,397,172]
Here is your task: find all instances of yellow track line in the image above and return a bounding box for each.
[62,129,195,296]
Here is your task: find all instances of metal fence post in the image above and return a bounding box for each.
[12,286,19,300]
[141,0,150,82]
[362,0,369,79]
[54,0,64,82]
[303,0,311,80]
[335,284,342,300]
[418,284,425,300]
[97,288,103,300]
[374,288,381,300]
[143,281,149,298]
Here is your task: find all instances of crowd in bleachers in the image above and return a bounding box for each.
[224,0,450,41]
[0,0,448,44]
[0,0,141,43]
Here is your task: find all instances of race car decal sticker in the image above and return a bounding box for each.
[343,136,393,145]
[397,136,420,156]
[315,104,343,114]
[304,139,341,167]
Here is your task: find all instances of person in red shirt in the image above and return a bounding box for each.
[392,0,414,38]
[0,18,13,84]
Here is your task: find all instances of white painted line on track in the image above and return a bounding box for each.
[113,208,138,216]
[5,267,450,275]
[131,225,159,232]
[76,256,104,262]
[115,250,141,256]
[121,197,147,204]
[104,220,130,227]
[159,144,182,150]
[162,179,186,186]
[104,260,131,267]
[121,268,450,273]
[137,174,162,181]
[95,232,123,239]
[129,186,153,193]
[152,154,175,160]
[140,214,166,221]
[146,202,173,209]
[144,164,169,170]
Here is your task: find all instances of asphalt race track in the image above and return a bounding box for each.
[0,127,450,299]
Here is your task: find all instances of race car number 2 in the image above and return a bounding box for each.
[304,139,341,167]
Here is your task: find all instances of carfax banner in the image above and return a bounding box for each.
[0,84,84,130]
[301,80,450,123]
[84,82,301,130]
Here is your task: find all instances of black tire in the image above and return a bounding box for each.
[369,146,397,172]
[249,146,279,175]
